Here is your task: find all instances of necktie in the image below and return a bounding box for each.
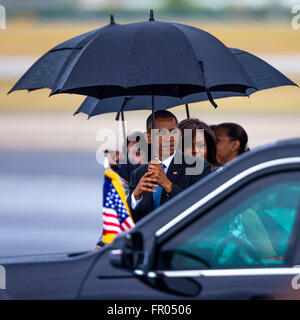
[152,163,166,209]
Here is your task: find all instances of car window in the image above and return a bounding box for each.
[156,172,300,270]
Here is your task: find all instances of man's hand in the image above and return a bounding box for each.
[148,161,173,193]
[133,171,158,200]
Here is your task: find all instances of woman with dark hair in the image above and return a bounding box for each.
[214,122,250,165]
[179,118,221,171]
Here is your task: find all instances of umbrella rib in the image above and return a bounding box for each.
[168,23,219,107]
[168,23,205,84]
[198,61,218,108]
[52,25,120,95]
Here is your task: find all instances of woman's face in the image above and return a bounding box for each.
[127,141,146,165]
[184,130,207,160]
[214,127,238,164]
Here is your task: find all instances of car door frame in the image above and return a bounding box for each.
[133,157,300,299]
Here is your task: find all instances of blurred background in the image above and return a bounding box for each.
[0,0,299,257]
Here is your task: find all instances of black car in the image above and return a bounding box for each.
[1,138,300,300]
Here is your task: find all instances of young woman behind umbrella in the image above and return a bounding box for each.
[179,119,221,171]
[214,122,250,165]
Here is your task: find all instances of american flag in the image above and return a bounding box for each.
[102,169,135,244]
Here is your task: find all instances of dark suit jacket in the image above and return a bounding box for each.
[127,152,212,222]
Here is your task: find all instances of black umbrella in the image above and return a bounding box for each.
[74,47,297,120]
[48,11,256,104]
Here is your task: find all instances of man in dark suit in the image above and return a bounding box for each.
[127,110,212,223]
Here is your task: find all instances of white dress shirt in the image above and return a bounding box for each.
[131,153,175,209]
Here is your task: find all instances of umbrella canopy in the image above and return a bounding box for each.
[74,48,297,118]
[47,11,257,104]
[9,11,297,105]
[8,15,119,93]
[231,48,298,95]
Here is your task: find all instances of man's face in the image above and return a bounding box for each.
[147,117,180,160]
